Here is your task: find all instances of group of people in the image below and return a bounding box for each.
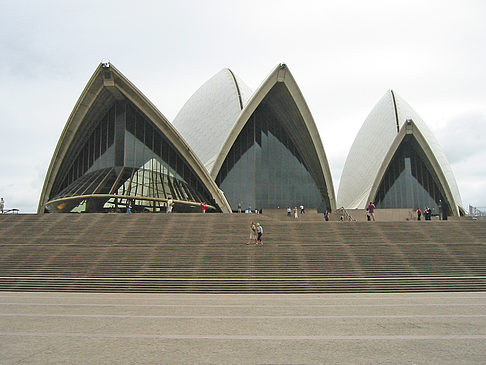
[248,221,264,245]
[286,205,305,218]
[237,203,262,214]
[417,207,432,220]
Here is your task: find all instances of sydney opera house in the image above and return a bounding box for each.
[38,62,464,217]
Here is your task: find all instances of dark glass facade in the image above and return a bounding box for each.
[48,100,216,213]
[215,91,328,212]
[374,135,451,216]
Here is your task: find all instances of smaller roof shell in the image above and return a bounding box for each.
[337,90,463,215]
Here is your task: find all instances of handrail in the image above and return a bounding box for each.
[337,206,356,222]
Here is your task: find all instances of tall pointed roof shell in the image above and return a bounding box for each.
[38,63,231,213]
[337,90,463,214]
[213,63,336,210]
[172,69,253,172]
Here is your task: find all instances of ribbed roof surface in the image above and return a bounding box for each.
[338,90,463,211]
[172,69,253,173]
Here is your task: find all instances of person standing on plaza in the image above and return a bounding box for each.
[287,207,291,217]
[201,202,207,213]
[323,210,329,221]
[300,204,305,214]
[238,202,242,213]
[367,202,376,221]
[247,221,257,245]
[0,198,4,214]
[416,208,422,220]
[256,223,263,245]
[294,207,298,219]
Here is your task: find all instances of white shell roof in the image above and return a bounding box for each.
[337,90,463,212]
[172,69,253,173]
[39,63,233,213]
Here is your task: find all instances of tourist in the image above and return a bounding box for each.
[367,202,376,221]
[425,206,431,220]
[256,223,263,245]
[416,208,422,220]
[287,207,291,217]
[0,198,4,214]
[126,200,132,214]
[300,204,305,214]
[201,202,207,213]
[323,210,329,221]
[247,221,257,245]
[167,198,174,213]
[294,207,298,219]
[238,202,242,213]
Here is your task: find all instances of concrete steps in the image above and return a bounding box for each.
[0,213,485,293]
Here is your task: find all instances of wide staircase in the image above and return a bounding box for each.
[0,213,485,293]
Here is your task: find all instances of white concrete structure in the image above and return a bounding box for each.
[173,69,253,174]
[174,64,336,211]
[338,90,463,216]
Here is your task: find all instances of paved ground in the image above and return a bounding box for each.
[0,292,485,364]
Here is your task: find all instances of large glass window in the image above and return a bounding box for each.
[216,100,326,212]
[375,136,451,215]
[56,105,116,194]
[49,99,217,213]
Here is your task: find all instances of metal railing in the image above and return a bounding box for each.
[337,207,356,222]
[469,205,486,220]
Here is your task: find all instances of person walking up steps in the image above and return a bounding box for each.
[256,223,264,245]
[247,221,257,245]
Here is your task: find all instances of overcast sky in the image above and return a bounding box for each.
[1,0,485,213]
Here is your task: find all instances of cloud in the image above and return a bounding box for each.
[436,113,486,164]
[434,112,486,207]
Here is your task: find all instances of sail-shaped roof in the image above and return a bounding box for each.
[175,63,335,211]
[172,69,253,173]
[38,62,231,213]
[338,90,463,215]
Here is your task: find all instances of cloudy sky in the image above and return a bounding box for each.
[1,0,485,213]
